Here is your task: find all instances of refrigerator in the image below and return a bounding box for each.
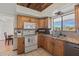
[23,22,38,53]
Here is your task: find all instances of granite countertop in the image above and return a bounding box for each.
[43,34,79,45]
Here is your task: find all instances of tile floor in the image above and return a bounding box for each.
[0,40,17,56]
[20,48,52,56]
[0,40,51,56]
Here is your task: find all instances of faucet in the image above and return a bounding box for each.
[58,32,66,37]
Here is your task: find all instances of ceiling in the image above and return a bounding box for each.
[17,3,77,18]
[17,3,52,12]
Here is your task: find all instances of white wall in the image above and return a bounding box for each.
[0,3,16,15]
[0,3,16,50]
[0,14,16,40]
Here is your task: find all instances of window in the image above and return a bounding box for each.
[63,14,75,31]
[54,17,62,31]
[48,18,54,30]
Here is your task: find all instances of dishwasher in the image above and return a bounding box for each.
[64,42,79,56]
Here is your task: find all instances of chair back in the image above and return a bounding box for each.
[4,32,8,40]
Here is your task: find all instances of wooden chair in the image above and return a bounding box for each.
[4,32,13,45]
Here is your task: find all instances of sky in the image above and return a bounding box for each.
[54,19,75,27]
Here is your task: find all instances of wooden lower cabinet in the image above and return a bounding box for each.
[53,39,64,56]
[38,34,44,47]
[46,37,54,54]
[45,36,64,56]
[17,37,25,54]
[38,34,64,56]
[43,38,47,49]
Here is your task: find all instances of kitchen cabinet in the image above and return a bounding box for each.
[17,15,48,29]
[17,15,38,29]
[38,34,64,56]
[75,5,79,31]
[45,36,64,55]
[53,39,64,56]
[43,37,47,49]
[38,19,45,28]
[46,37,54,54]
[17,15,24,28]
[38,34,45,48]
[22,16,30,22]
[17,37,25,54]
[44,18,48,28]
[37,18,48,28]
[30,18,37,23]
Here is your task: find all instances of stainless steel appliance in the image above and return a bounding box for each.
[23,22,38,53]
[64,42,79,56]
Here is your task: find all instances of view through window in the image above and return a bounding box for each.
[54,17,61,31]
[50,13,75,31]
[63,14,75,31]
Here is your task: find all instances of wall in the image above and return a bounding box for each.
[0,14,15,40]
[0,3,16,50]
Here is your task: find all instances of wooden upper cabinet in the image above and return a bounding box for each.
[75,5,79,31]
[17,15,24,29]
[22,16,30,22]
[17,15,48,29]
[30,18,37,23]
[39,19,45,28]
[37,18,48,28]
[17,15,38,29]
[44,18,48,28]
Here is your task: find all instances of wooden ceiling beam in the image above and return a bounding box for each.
[17,3,52,12]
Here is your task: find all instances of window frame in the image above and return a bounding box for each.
[62,13,76,32]
[53,17,62,31]
[50,13,76,32]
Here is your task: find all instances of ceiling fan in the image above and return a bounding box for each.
[55,11,64,16]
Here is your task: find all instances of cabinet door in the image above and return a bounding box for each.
[38,34,45,48]
[17,37,25,54]
[17,16,23,28]
[30,18,37,23]
[38,34,43,47]
[53,40,64,56]
[22,16,30,22]
[44,19,48,28]
[46,37,54,54]
[38,19,45,28]
[43,37,47,49]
